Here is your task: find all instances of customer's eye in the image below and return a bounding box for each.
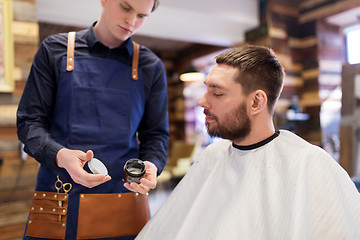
[121,4,131,12]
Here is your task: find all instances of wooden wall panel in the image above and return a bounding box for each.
[339,64,360,177]
[12,0,37,22]
[341,64,357,116]
[12,21,39,45]
[246,0,348,144]
[0,1,39,239]
[339,124,356,175]
[300,0,360,23]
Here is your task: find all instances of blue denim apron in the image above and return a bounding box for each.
[25,46,145,239]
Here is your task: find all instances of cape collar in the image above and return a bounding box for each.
[232,130,280,151]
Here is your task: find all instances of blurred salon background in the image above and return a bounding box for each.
[1,0,360,238]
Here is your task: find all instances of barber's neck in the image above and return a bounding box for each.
[93,21,125,49]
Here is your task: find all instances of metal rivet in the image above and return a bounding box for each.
[34,193,37,197]
[31,207,34,211]
[53,208,56,212]
[80,194,84,198]
[54,194,58,198]
[42,193,46,197]
[133,75,136,78]
[62,223,66,227]
[40,207,43,211]
[63,209,66,213]
[64,196,67,199]
[68,65,73,70]
[29,220,32,224]
[69,57,73,61]
[146,192,149,196]
[135,193,139,196]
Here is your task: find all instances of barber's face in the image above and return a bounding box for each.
[198,64,251,141]
[101,0,153,42]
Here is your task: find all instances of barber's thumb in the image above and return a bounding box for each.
[84,150,94,162]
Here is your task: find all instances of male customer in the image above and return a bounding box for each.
[17,0,169,239]
[136,46,360,239]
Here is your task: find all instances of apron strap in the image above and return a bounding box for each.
[132,41,139,80]
[66,31,140,81]
[66,31,76,71]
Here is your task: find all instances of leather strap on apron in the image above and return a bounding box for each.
[132,41,139,80]
[66,31,76,71]
[66,32,140,80]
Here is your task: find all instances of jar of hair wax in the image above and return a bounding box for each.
[123,159,146,184]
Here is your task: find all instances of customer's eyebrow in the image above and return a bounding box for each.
[204,81,226,90]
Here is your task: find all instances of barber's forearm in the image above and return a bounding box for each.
[19,127,64,168]
[139,134,169,175]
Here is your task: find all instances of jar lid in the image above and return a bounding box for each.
[88,158,108,175]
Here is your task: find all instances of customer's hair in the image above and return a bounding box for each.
[216,45,285,114]
[152,0,160,11]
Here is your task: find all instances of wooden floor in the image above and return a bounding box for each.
[0,151,38,240]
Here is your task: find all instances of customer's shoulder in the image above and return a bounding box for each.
[278,130,313,146]
[193,139,231,165]
[203,139,232,153]
[278,130,329,156]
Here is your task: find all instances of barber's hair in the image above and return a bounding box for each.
[216,45,285,114]
[152,0,160,11]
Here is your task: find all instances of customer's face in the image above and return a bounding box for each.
[101,0,154,42]
[198,64,251,141]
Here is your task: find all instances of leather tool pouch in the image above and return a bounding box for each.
[77,192,150,239]
[25,191,69,239]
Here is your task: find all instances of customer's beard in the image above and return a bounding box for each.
[205,102,251,141]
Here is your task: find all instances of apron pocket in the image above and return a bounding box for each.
[77,192,150,239]
[25,191,68,239]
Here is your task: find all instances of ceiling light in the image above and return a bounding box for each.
[179,66,205,82]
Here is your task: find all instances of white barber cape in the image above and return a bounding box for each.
[137,130,360,240]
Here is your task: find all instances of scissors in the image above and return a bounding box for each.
[54,176,72,222]
[55,175,72,194]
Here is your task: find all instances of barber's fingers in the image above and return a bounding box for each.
[123,181,150,195]
[130,182,150,195]
[142,161,157,188]
[73,171,111,188]
[140,177,156,190]
[124,182,139,193]
[82,173,111,188]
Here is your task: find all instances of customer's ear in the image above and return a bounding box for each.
[250,90,267,114]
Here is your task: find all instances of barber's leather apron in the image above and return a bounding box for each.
[24,32,149,240]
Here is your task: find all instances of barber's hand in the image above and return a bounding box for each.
[56,148,111,188]
[123,161,157,194]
